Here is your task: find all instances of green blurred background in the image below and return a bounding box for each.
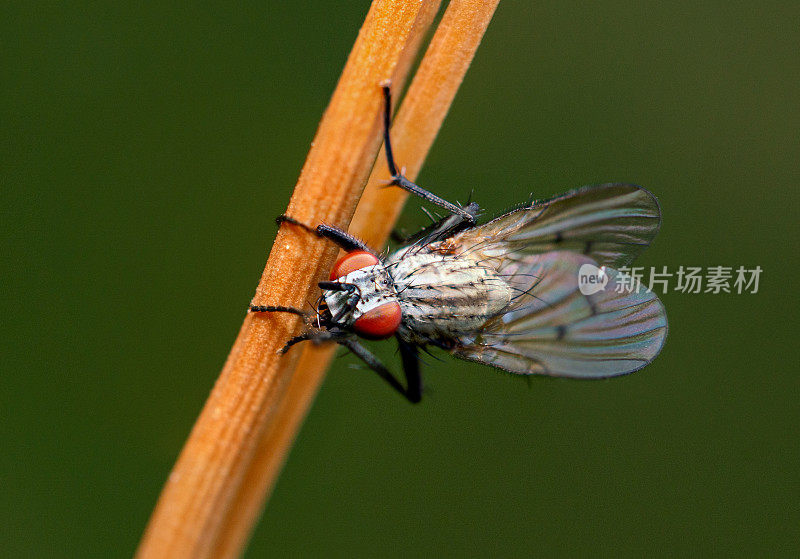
[3,1,798,557]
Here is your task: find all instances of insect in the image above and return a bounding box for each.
[250,86,667,403]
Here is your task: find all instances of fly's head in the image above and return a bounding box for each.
[323,250,401,339]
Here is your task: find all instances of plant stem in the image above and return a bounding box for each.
[138,1,501,557]
[212,1,500,557]
[136,2,440,557]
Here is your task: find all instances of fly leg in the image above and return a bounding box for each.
[278,326,352,354]
[248,305,308,318]
[381,84,478,228]
[340,337,422,403]
[315,224,374,254]
[249,300,421,402]
[276,329,422,403]
[276,215,376,255]
[397,338,422,403]
[247,306,323,352]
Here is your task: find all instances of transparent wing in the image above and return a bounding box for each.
[453,183,661,268]
[450,251,667,378]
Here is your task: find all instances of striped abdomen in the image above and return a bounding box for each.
[386,251,513,346]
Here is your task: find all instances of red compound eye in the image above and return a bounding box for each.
[329,250,380,280]
[353,302,402,339]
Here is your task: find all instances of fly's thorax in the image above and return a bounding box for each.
[385,250,513,343]
[323,263,398,326]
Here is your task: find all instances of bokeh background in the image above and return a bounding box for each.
[3,1,798,557]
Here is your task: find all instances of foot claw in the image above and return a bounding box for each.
[276,214,317,234]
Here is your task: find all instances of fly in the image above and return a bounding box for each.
[249,85,667,403]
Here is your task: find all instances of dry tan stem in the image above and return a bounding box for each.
[136,2,440,557]
[211,2,501,557]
